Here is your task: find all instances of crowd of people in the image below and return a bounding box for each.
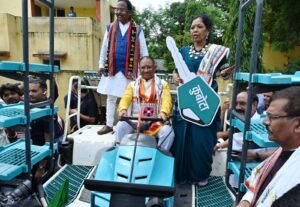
[94,1,300,206]
[0,77,64,182]
[1,0,299,206]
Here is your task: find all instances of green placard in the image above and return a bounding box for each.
[177,76,220,126]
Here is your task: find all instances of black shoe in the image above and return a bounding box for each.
[97,125,113,135]
[146,197,164,207]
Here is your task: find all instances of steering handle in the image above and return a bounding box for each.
[120,116,163,122]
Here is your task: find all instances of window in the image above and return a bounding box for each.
[43,60,61,70]
[35,5,42,17]
[56,9,65,17]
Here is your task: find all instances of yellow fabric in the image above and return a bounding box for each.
[118,78,172,116]
[160,81,172,116]
[118,83,133,112]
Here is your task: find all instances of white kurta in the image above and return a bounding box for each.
[242,147,300,206]
[97,21,148,97]
[97,72,130,97]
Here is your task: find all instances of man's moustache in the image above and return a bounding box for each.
[265,125,273,134]
[236,110,245,115]
[8,98,17,103]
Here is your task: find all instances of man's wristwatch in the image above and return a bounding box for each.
[255,152,262,161]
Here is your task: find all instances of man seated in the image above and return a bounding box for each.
[236,86,300,207]
[0,83,22,104]
[64,80,98,132]
[215,90,275,161]
[115,56,174,151]
[0,83,24,145]
[29,78,64,182]
[29,78,64,145]
[257,92,273,114]
[262,92,273,112]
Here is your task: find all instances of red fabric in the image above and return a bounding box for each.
[108,22,118,76]
[125,21,132,77]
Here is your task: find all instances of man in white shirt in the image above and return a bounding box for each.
[97,0,148,135]
[215,91,275,159]
[215,91,260,151]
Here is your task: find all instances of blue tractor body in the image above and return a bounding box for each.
[89,133,175,207]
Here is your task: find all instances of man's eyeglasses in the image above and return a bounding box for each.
[265,112,296,123]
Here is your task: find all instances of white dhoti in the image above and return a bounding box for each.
[97,72,131,127]
[115,121,175,151]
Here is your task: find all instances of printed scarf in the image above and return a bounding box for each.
[197,44,229,85]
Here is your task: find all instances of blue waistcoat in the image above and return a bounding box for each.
[114,28,127,74]
[107,24,141,75]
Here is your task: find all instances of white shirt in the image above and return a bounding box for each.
[232,111,260,151]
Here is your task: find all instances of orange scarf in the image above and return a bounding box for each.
[138,78,162,136]
[139,78,156,103]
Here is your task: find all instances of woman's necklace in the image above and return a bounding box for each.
[189,44,209,59]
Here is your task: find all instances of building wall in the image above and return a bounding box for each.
[0,16,102,69]
[0,14,22,60]
[262,43,300,72]
[28,17,101,69]
[0,0,24,16]
[66,8,96,18]
[40,6,49,17]
[100,0,115,34]
[0,14,103,118]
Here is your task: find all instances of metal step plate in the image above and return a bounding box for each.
[195,176,233,207]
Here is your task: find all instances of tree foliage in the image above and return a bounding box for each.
[222,1,264,72]
[264,0,300,52]
[135,3,186,55]
[135,0,230,71]
[134,0,300,73]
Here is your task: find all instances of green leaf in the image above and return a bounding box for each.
[48,179,69,207]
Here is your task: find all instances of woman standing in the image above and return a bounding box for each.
[172,13,230,186]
